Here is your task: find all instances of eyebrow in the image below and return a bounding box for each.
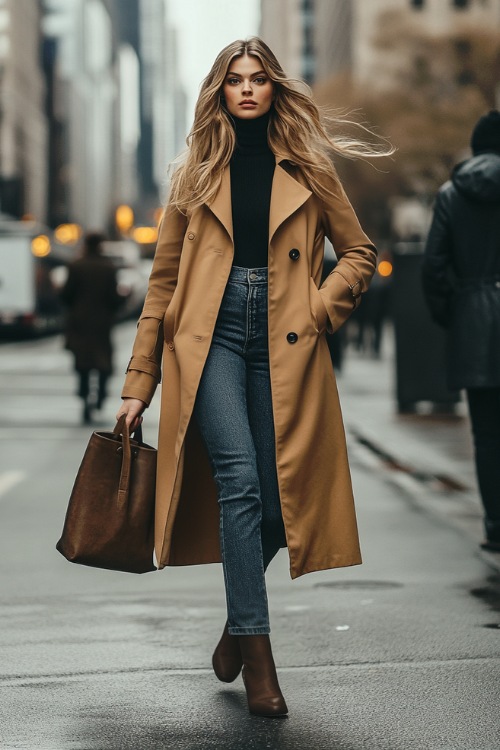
[226,70,267,77]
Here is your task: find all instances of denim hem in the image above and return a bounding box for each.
[228,626,270,636]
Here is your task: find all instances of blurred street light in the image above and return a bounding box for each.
[54,223,82,245]
[132,226,158,244]
[378,260,393,278]
[31,235,51,257]
[115,204,134,235]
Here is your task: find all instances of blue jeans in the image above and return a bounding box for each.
[193,266,286,635]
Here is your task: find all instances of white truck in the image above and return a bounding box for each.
[0,219,71,337]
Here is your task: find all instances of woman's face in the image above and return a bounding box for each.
[222,54,274,119]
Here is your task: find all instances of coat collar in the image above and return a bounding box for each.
[269,158,312,241]
[206,156,312,243]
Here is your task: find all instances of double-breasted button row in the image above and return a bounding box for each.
[287,250,300,342]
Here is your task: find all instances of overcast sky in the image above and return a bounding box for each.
[168,0,260,129]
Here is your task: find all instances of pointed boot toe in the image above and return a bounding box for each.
[242,667,288,717]
[239,634,288,718]
[212,622,243,683]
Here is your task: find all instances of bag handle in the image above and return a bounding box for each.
[114,416,144,445]
[113,415,143,507]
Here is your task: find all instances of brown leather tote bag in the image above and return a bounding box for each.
[56,415,157,573]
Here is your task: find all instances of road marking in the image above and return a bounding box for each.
[0,471,25,499]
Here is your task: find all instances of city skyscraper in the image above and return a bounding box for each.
[0,0,48,221]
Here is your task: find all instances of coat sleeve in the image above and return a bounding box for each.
[318,180,377,333]
[421,188,455,328]
[121,202,188,405]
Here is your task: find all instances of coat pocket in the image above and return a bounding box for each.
[309,277,329,334]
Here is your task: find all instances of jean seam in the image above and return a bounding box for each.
[219,502,234,627]
[244,281,251,353]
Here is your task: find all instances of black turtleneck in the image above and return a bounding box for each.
[230,112,275,268]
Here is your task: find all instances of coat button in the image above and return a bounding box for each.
[286,332,298,344]
[187,232,195,240]
[289,248,300,261]
[167,341,175,351]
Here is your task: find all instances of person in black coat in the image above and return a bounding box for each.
[422,111,500,552]
[60,232,122,424]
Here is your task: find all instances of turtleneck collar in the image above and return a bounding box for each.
[232,111,271,156]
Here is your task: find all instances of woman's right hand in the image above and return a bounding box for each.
[116,398,146,433]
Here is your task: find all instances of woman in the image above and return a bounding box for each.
[61,232,122,424]
[117,38,383,717]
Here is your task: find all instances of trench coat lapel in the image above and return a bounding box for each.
[206,157,312,245]
[269,159,312,241]
[206,167,233,241]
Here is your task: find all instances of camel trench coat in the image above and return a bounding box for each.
[122,157,377,579]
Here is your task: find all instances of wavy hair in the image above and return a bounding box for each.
[169,37,392,213]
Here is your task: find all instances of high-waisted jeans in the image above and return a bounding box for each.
[193,266,286,635]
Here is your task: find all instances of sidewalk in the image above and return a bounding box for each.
[336,327,500,571]
[1,324,499,749]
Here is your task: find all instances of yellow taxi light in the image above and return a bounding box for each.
[55,223,82,244]
[132,226,158,244]
[31,235,51,257]
[116,204,135,233]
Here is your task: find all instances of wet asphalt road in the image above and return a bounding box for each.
[0,325,499,750]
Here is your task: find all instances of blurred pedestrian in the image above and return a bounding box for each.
[61,232,122,425]
[352,260,392,359]
[116,38,387,716]
[422,110,500,553]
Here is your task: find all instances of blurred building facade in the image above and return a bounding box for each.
[313,0,500,88]
[261,0,500,87]
[43,0,186,230]
[260,0,315,83]
[0,0,185,231]
[139,0,186,211]
[0,0,48,221]
[44,0,139,230]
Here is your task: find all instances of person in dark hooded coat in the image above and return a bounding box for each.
[422,110,500,552]
[61,232,122,424]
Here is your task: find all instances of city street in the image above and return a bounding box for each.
[0,324,498,750]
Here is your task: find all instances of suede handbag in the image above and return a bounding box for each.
[56,415,157,573]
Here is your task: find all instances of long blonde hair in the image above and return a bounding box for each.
[169,37,391,213]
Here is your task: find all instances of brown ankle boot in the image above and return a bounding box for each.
[212,622,243,683]
[238,634,288,717]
